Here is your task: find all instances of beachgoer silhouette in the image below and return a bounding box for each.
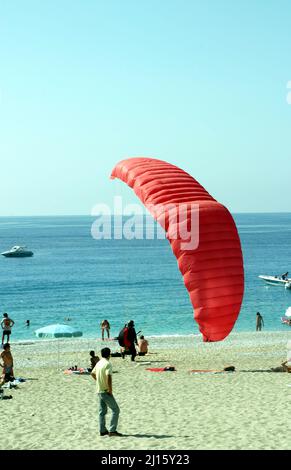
[89,350,99,371]
[256,312,264,331]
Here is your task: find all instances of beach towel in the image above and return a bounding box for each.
[146,366,176,372]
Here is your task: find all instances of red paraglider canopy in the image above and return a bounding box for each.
[111,157,244,342]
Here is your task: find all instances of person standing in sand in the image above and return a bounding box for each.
[1,313,14,345]
[91,347,122,437]
[0,343,14,386]
[121,320,137,361]
[100,319,110,341]
[256,312,264,331]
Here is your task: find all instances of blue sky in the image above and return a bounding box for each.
[0,0,291,215]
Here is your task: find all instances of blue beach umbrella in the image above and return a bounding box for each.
[35,324,83,338]
[35,324,83,368]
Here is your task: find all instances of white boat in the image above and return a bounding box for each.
[258,274,291,288]
[1,246,34,258]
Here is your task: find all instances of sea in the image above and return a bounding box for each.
[0,213,290,342]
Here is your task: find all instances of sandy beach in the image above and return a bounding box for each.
[1,331,290,451]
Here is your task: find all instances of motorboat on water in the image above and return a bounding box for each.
[258,274,291,289]
[1,246,34,257]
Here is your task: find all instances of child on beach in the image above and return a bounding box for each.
[89,350,100,371]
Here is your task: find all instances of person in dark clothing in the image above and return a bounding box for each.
[122,320,137,362]
[88,350,100,372]
[256,312,264,331]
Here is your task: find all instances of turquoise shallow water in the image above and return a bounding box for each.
[0,213,290,342]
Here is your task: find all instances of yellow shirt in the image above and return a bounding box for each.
[92,357,112,393]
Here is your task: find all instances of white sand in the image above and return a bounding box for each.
[1,331,290,450]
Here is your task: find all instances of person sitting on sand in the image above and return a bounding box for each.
[89,350,100,371]
[137,335,148,356]
[100,320,110,341]
[0,343,14,386]
[271,360,291,373]
[282,360,291,372]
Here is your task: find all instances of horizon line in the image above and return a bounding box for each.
[0,211,291,217]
